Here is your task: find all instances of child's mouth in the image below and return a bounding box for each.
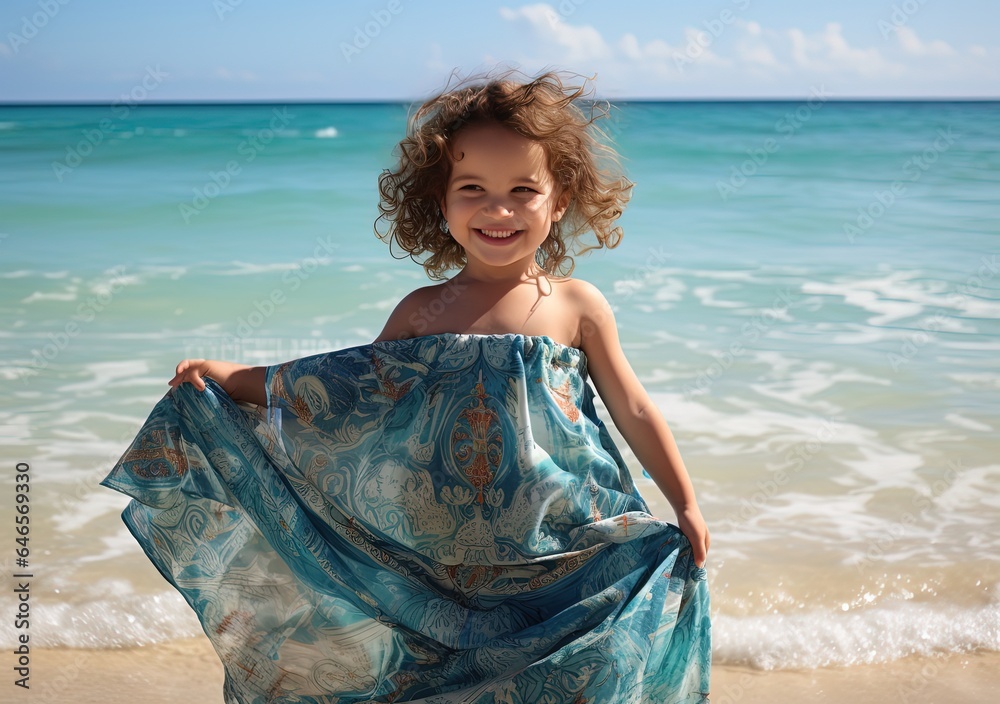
[475,228,522,244]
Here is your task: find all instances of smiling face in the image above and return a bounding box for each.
[440,121,570,281]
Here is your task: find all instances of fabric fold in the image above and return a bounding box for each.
[102,332,710,703]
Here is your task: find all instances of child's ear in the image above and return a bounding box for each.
[552,190,571,222]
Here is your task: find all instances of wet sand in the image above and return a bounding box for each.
[24,637,1000,703]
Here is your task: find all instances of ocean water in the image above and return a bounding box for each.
[1,100,998,670]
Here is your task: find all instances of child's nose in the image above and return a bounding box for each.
[481,196,515,217]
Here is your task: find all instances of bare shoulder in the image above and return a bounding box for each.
[563,277,652,417]
[556,278,614,345]
[560,277,610,310]
[372,284,444,343]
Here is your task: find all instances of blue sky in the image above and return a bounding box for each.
[1,0,997,101]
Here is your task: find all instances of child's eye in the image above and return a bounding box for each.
[513,187,536,193]
[459,184,483,191]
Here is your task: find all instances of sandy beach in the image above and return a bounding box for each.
[22,638,1000,703]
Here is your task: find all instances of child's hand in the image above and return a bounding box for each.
[676,504,710,568]
[169,359,214,392]
[168,359,266,406]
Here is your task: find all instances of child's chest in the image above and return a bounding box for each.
[422,281,580,347]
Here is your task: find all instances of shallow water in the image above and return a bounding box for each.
[1,101,998,668]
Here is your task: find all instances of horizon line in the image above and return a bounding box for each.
[1,96,998,107]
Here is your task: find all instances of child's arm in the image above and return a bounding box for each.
[169,359,267,406]
[573,281,710,567]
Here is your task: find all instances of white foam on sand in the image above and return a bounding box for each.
[715,595,1000,670]
[51,489,135,533]
[944,412,993,432]
[646,380,1000,564]
[0,586,202,649]
[3,581,997,666]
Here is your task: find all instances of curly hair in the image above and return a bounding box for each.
[374,68,633,281]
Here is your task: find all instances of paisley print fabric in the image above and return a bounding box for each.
[102,333,711,703]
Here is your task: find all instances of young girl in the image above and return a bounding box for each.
[104,70,711,703]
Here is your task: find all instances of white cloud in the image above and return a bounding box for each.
[615,27,732,77]
[735,20,781,68]
[499,4,610,61]
[896,27,956,57]
[618,33,641,61]
[739,42,780,67]
[619,34,676,62]
[679,27,731,68]
[787,22,904,77]
[494,8,990,97]
[789,27,811,68]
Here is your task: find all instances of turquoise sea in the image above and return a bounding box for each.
[1,100,998,670]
